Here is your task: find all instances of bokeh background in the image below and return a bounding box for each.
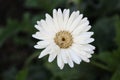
[0,0,120,80]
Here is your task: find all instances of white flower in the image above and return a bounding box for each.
[32,8,95,69]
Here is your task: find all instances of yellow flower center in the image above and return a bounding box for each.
[54,31,73,48]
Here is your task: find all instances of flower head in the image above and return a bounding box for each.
[32,8,95,69]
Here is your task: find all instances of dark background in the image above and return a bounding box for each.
[0,0,120,80]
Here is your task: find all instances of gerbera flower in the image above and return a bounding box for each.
[32,8,95,69]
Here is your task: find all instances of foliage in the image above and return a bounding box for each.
[0,0,120,80]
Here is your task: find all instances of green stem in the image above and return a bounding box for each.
[91,61,113,72]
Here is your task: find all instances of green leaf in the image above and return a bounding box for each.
[2,67,17,80]
[93,16,117,52]
[111,66,120,80]
[16,68,28,80]
[25,0,52,11]
[97,50,120,71]
[90,60,111,72]
[25,0,39,8]
[25,0,66,11]
[44,60,80,80]
[45,60,100,80]
[0,27,4,34]
[100,0,120,14]
[25,51,40,67]
[0,19,21,47]
[0,13,33,47]
[21,13,34,34]
[115,16,120,48]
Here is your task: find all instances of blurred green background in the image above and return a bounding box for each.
[0,0,120,80]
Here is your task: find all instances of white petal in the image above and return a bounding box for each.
[74,43,95,53]
[53,9,57,20]
[73,32,94,39]
[40,20,54,35]
[74,37,94,44]
[63,9,70,29]
[84,38,95,44]
[37,21,40,24]
[34,24,42,31]
[82,58,90,62]
[71,44,92,62]
[72,18,89,35]
[57,8,64,30]
[66,11,78,30]
[87,44,95,50]
[32,32,51,40]
[48,53,57,62]
[40,20,48,31]
[38,45,51,58]
[80,51,92,58]
[66,51,74,68]
[84,25,91,32]
[61,49,68,63]
[80,17,89,24]
[34,41,49,49]
[57,54,64,69]
[85,50,94,54]
[74,51,90,62]
[69,48,81,64]
[72,44,92,57]
[48,44,60,62]
[45,14,57,33]
[32,32,45,40]
[69,14,83,32]
[81,44,95,51]
[75,11,80,18]
[53,9,60,31]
